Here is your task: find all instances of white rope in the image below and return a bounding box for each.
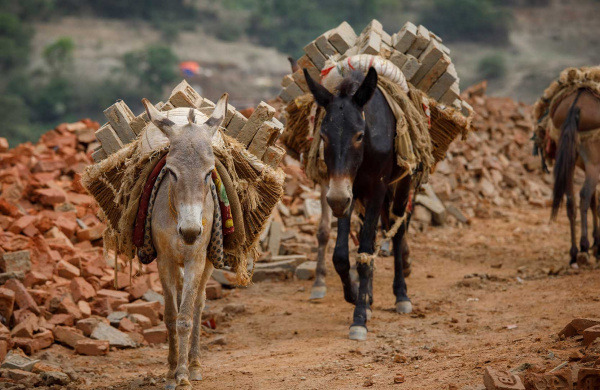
[356,213,407,264]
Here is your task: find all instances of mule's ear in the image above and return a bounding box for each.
[188,108,196,124]
[353,67,378,108]
[304,68,333,107]
[142,98,175,138]
[205,93,228,135]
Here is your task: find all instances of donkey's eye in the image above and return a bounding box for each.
[356,133,364,143]
[168,169,178,182]
[205,172,212,183]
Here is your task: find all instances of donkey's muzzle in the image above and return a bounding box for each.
[179,226,202,245]
[327,195,352,218]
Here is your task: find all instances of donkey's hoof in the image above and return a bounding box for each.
[189,367,203,381]
[349,326,368,341]
[577,252,590,267]
[309,286,327,301]
[570,262,579,270]
[366,308,372,321]
[395,301,412,314]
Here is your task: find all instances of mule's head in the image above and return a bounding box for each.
[142,94,228,245]
[304,67,378,218]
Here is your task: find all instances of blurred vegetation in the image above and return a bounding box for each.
[478,53,507,80]
[419,0,512,44]
[0,0,517,144]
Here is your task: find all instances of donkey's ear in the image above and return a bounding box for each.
[205,93,228,135]
[304,68,333,107]
[142,98,175,138]
[353,67,378,108]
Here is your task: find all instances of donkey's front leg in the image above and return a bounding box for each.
[392,175,412,313]
[311,184,332,300]
[174,260,204,390]
[188,262,214,382]
[349,191,385,341]
[332,203,357,305]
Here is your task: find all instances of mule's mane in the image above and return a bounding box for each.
[336,71,365,97]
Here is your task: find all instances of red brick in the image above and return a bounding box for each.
[89,297,112,317]
[118,317,140,333]
[97,289,129,301]
[128,313,152,330]
[11,315,37,338]
[33,159,66,173]
[56,260,80,279]
[70,277,96,302]
[3,279,40,314]
[0,198,23,218]
[583,324,600,347]
[27,288,49,306]
[78,300,91,318]
[23,271,49,288]
[75,339,109,356]
[21,224,40,237]
[53,325,86,348]
[0,340,7,362]
[76,224,104,242]
[0,287,15,322]
[206,279,222,300]
[11,338,40,355]
[483,366,525,390]
[128,275,150,300]
[0,137,8,152]
[143,323,167,344]
[48,313,75,326]
[54,215,77,237]
[33,328,54,350]
[75,316,107,336]
[34,188,67,206]
[8,216,37,234]
[118,301,161,326]
[57,295,82,320]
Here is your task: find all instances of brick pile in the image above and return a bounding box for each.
[0,122,225,362]
[412,81,553,225]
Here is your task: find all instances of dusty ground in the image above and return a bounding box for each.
[36,206,599,390]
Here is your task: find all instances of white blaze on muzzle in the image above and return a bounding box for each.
[177,203,204,242]
[327,177,353,215]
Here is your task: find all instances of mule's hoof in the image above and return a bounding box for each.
[189,367,203,381]
[570,262,579,269]
[395,301,412,314]
[165,381,177,390]
[366,308,372,321]
[577,252,590,267]
[349,326,367,341]
[175,379,192,390]
[309,286,327,301]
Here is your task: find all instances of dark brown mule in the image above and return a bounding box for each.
[304,67,413,341]
[551,88,600,266]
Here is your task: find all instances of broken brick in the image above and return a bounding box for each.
[75,339,109,356]
[70,277,96,302]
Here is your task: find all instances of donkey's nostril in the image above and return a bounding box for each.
[179,226,201,245]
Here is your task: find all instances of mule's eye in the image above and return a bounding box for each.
[168,169,178,182]
[356,133,364,143]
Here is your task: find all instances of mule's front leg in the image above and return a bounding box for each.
[392,175,412,313]
[332,205,357,305]
[188,262,214,382]
[174,261,203,390]
[578,172,599,265]
[311,184,332,300]
[157,261,182,390]
[349,192,384,341]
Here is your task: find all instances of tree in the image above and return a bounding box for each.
[123,44,179,98]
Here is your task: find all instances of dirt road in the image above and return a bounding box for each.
[39,206,599,390]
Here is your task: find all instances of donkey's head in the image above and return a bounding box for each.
[142,94,228,245]
[305,67,378,218]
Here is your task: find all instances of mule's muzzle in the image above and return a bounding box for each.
[327,177,353,218]
[179,226,202,245]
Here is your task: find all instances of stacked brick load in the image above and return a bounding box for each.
[279,19,471,118]
[93,80,286,168]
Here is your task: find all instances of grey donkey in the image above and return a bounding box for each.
[142,93,228,390]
